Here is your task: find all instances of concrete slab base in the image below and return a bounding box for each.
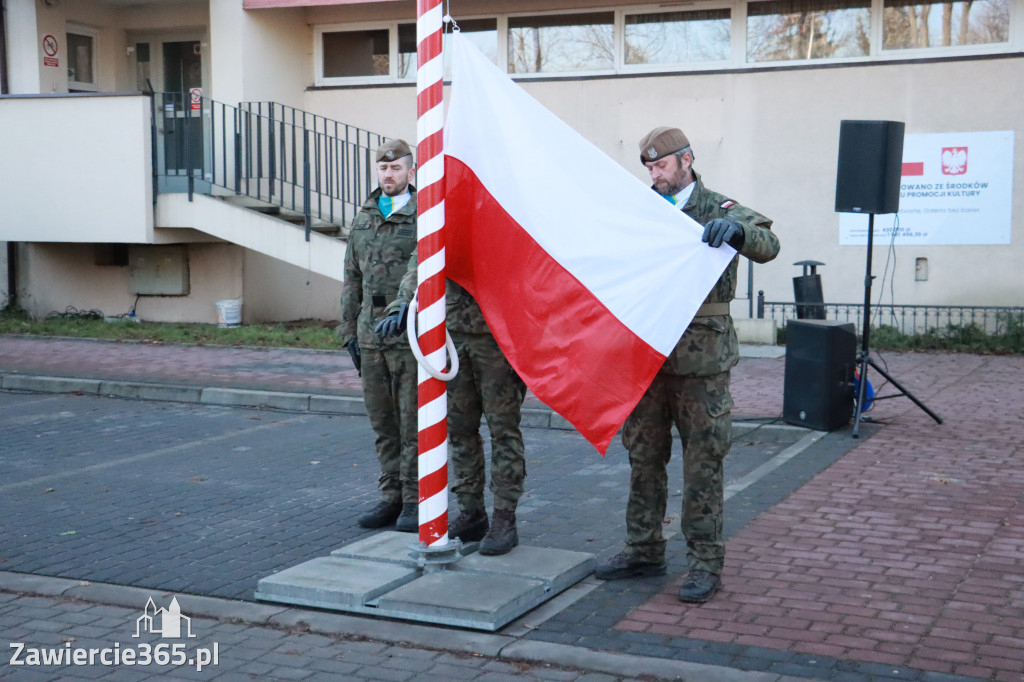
[255,532,595,631]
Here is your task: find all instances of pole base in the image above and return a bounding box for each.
[411,538,463,573]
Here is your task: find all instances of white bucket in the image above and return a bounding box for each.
[215,298,242,328]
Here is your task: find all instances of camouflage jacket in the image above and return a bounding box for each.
[662,171,780,377]
[338,187,418,349]
[391,249,492,336]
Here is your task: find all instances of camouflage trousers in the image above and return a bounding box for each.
[360,346,419,504]
[620,371,733,574]
[448,331,527,513]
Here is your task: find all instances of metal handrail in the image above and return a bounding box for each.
[151,93,400,239]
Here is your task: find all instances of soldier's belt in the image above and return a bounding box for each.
[694,302,730,317]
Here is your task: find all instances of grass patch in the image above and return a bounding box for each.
[0,305,341,350]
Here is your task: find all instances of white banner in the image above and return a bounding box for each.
[839,130,1014,245]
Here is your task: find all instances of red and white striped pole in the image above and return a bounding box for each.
[414,0,449,547]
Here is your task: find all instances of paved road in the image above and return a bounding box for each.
[3,337,1024,681]
[0,391,804,601]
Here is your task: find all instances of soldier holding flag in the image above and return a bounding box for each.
[594,127,781,603]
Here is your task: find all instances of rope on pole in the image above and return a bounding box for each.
[415,0,450,547]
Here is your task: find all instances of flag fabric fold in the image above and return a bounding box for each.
[443,33,734,454]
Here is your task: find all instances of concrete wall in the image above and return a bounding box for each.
[15,240,342,323]
[304,55,1024,309]
[18,0,210,95]
[243,250,342,322]
[17,241,242,322]
[0,94,153,243]
[210,0,308,109]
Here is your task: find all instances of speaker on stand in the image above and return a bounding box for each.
[834,120,943,436]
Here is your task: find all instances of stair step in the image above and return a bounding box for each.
[218,195,345,236]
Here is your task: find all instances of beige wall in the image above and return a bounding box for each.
[305,56,1024,309]
[18,242,242,322]
[210,0,308,108]
[25,0,210,95]
[0,94,154,243]
[243,250,341,322]
[15,240,341,323]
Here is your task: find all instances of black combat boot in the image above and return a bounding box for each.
[449,508,489,542]
[394,503,418,532]
[357,500,403,529]
[677,569,721,603]
[593,552,666,580]
[479,509,518,555]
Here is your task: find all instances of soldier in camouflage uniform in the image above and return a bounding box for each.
[378,262,527,556]
[594,127,780,603]
[338,139,420,533]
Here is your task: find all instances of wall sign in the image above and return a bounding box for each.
[839,130,1014,246]
[42,34,59,68]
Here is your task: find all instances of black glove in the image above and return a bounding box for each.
[702,218,745,250]
[374,302,409,339]
[346,338,361,376]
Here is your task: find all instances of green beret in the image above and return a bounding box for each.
[376,139,413,163]
[638,127,691,164]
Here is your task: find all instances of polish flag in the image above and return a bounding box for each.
[443,34,734,454]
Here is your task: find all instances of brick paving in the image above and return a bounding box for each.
[3,335,1024,681]
[545,352,1024,682]
[1,592,632,681]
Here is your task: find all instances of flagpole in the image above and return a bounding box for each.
[414,0,449,547]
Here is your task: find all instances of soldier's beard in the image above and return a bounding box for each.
[655,179,685,197]
[382,183,408,197]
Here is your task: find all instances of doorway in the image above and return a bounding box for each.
[160,41,204,179]
[131,34,208,191]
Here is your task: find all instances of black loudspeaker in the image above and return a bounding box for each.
[783,320,857,431]
[834,120,905,214]
[793,274,825,320]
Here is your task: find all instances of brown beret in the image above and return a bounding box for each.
[638,127,691,163]
[376,139,412,163]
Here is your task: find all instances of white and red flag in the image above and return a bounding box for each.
[443,33,734,454]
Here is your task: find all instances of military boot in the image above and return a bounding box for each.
[449,508,488,542]
[357,500,402,529]
[479,509,518,556]
[394,503,418,533]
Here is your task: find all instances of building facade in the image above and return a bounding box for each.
[1,0,1021,325]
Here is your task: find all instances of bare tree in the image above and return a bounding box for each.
[941,2,953,45]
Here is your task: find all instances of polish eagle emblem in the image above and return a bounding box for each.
[941,147,967,175]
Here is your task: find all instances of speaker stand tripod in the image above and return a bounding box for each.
[852,214,944,438]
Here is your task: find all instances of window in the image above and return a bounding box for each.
[625,9,732,65]
[883,0,1009,50]
[67,27,97,90]
[318,22,498,84]
[508,12,615,74]
[747,0,871,62]
[397,23,417,79]
[322,28,389,78]
[314,1,1020,84]
[444,19,498,77]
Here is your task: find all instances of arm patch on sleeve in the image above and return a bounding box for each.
[720,200,736,210]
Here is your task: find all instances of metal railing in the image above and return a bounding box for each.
[151,93,398,238]
[758,296,1024,337]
